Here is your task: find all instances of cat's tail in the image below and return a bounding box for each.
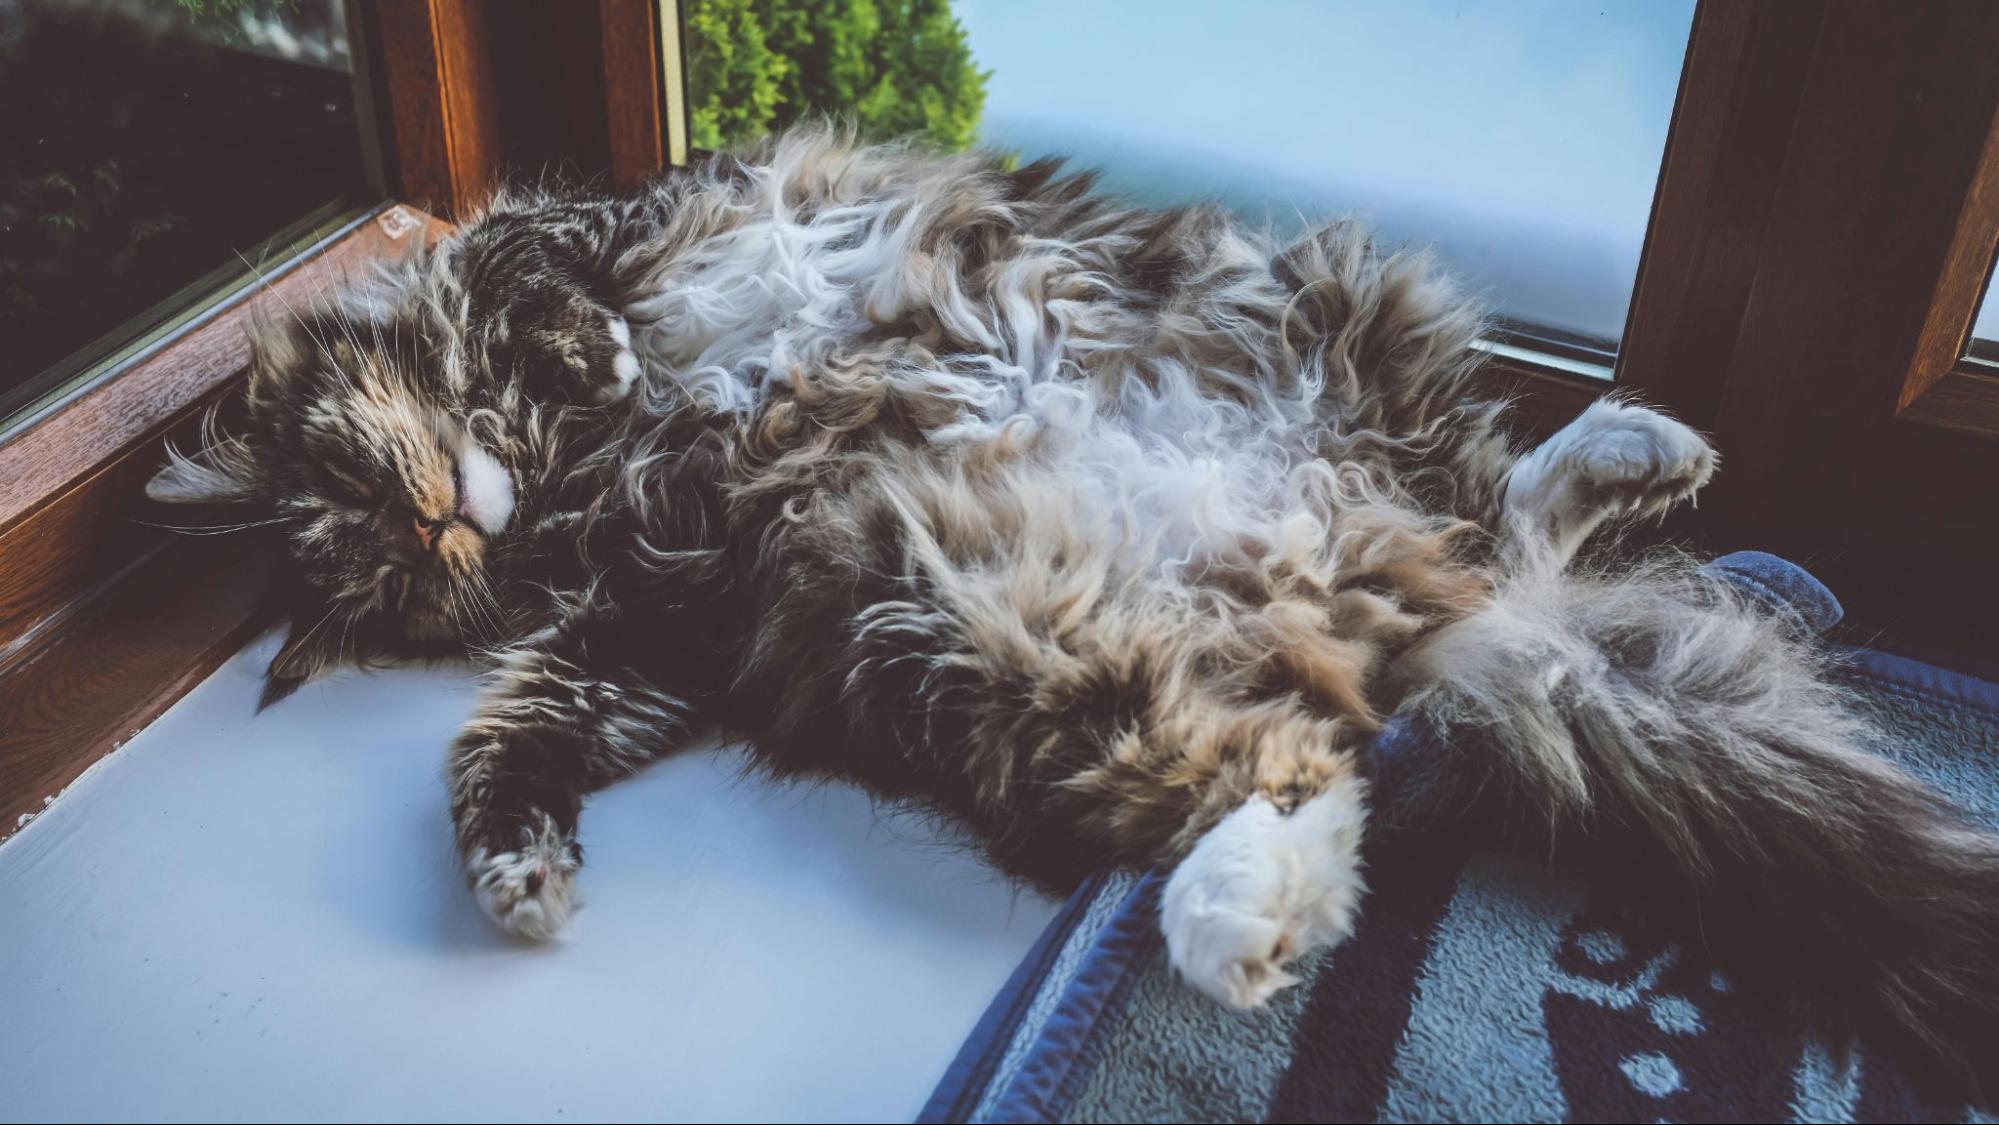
[1385,548,1999,1088]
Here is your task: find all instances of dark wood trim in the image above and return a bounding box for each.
[0,207,448,837]
[1710,1,1999,493]
[1617,0,1824,430]
[1892,96,1999,436]
[1690,0,1999,650]
[0,533,276,840]
[1479,356,1608,441]
[599,0,668,190]
[367,0,506,217]
[1901,108,1999,414]
[1897,365,1999,439]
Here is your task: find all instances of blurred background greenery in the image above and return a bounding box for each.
[684,0,987,152]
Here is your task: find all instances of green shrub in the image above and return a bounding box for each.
[684,0,988,152]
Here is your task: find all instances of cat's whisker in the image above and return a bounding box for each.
[135,515,292,536]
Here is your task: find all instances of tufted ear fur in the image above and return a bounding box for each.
[147,307,328,506]
[145,440,258,504]
[145,409,260,505]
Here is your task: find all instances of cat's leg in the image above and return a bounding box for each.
[448,607,703,940]
[835,574,1376,1008]
[1500,398,1716,564]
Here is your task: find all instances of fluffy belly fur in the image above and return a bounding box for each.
[145,127,1999,1089]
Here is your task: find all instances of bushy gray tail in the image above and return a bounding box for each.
[1388,550,1999,1088]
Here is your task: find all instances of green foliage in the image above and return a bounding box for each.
[684,0,988,152]
[172,0,301,27]
[172,0,300,17]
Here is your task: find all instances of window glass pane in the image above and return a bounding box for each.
[682,0,1695,358]
[0,0,377,424]
[1973,260,1999,349]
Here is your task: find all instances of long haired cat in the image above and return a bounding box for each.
[151,128,1999,1082]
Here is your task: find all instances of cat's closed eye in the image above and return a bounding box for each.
[321,469,377,507]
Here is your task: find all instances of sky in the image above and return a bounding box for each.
[953,0,1698,346]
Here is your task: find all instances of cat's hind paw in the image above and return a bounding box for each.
[1563,399,1715,518]
[1161,780,1368,1009]
[1503,399,1716,559]
[467,826,579,942]
[1513,398,1716,518]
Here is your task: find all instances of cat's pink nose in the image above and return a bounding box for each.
[412,518,437,552]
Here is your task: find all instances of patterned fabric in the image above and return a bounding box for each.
[921,557,1999,1124]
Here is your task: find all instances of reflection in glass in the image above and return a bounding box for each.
[0,0,374,421]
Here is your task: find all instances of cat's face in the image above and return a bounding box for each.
[148,311,515,704]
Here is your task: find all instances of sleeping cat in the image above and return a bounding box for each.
[150,128,1999,1079]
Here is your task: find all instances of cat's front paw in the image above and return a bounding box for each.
[465,820,580,941]
[509,296,643,407]
[1161,780,1368,1009]
[598,313,642,404]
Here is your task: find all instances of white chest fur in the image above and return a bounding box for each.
[458,443,515,536]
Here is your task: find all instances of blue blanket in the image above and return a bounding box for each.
[923,555,1999,1124]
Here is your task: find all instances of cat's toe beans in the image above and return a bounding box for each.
[1162,782,1368,1010]
[467,843,579,941]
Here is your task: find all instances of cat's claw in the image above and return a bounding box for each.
[1162,781,1368,1009]
[467,839,579,941]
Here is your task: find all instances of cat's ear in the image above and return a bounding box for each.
[145,437,259,505]
[147,402,261,505]
[260,599,345,710]
[243,308,309,400]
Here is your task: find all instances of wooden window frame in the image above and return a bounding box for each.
[0,207,447,835]
[1895,112,1999,439]
[0,0,682,834]
[1623,0,1999,653]
[0,0,499,834]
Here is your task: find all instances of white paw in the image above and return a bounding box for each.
[1548,399,1715,513]
[467,830,579,941]
[1162,780,1368,1010]
[602,314,640,402]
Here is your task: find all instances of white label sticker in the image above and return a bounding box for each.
[376,206,422,240]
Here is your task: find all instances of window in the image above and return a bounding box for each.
[1969,258,1999,358]
[680,0,1696,367]
[0,0,381,431]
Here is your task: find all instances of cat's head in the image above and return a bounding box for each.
[147,307,516,705]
